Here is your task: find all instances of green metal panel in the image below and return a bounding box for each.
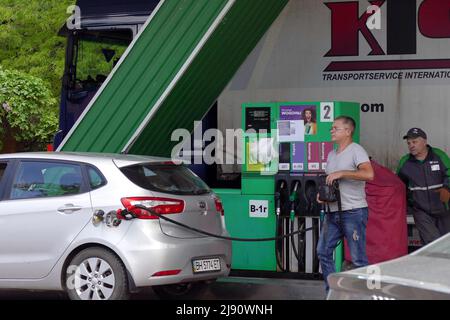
[335,240,343,272]
[213,189,276,271]
[60,0,289,154]
[130,0,289,156]
[241,174,275,195]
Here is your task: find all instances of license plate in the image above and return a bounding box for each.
[192,258,221,273]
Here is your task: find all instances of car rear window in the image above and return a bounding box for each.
[120,163,210,195]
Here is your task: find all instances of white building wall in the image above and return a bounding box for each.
[218,0,450,171]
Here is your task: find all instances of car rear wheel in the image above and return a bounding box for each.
[152,281,209,300]
[66,248,129,300]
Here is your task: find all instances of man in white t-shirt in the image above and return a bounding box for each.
[316,116,374,293]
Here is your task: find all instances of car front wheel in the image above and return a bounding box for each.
[65,248,129,300]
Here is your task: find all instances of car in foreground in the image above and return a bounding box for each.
[0,152,231,300]
[327,233,450,300]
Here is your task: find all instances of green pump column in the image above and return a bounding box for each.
[217,101,359,272]
[215,103,280,271]
[214,189,276,271]
[334,241,343,272]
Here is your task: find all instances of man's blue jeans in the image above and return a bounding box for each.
[317,207,369,292]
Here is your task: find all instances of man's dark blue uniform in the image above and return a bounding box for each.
[397,128,450,245]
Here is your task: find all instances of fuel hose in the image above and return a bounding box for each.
[123,205,317,242]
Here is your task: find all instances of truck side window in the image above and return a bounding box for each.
[0,163,7,184]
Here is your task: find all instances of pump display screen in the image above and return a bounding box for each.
[245,107,271,133]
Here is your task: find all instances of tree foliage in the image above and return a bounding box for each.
[0,0,130,152]
[0,0,73,151]
[0,0,75,98]
[0,66,58,151]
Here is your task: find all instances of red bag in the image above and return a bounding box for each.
[344,160,408,264]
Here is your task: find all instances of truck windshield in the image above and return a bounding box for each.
[73,38,128,94]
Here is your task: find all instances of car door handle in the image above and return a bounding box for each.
[57,204,83,213]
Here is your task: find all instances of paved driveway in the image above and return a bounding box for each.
[0,277,325,300]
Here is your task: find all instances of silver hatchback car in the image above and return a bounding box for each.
[0,152,231,300]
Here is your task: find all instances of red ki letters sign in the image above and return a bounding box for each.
[324,0,450,72]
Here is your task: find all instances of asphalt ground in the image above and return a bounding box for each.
[0,277,326,300]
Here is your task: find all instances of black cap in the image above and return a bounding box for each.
[403,128,427,140]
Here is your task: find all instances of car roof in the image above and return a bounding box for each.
[0,152,170,167]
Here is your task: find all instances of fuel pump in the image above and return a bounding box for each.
[226,101,361,274]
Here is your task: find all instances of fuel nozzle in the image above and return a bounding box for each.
[305,180,318,216]
[275,181,286,216]
[289,181,300,221]
[320,203,325,222]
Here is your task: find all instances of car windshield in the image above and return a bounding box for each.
[120,163,210,195]
[415,234,450,260]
